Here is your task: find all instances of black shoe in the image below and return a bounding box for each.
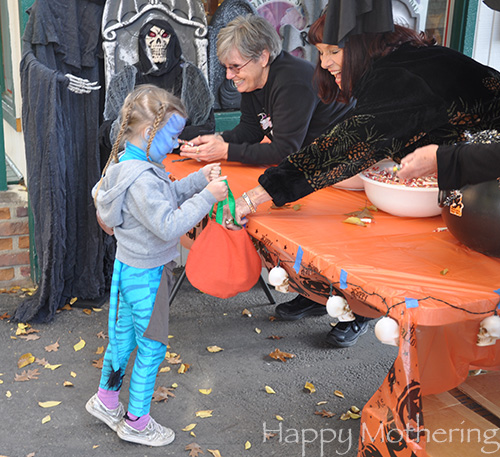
[325,317,370,348]
[275,295,327,321]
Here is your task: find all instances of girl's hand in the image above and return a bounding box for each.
[206,176,229,201]
[202,163,222,182]
[223,196,250,230]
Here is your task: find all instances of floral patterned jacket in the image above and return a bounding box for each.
[259,43,500,206]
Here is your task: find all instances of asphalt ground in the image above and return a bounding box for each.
[0,273,397,457]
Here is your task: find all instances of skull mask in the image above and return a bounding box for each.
[145,25,170,64]
[476,315,500,347]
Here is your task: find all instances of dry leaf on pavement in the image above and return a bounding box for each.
[206,346,223,353]
[195,410,213,418]
[0,312,10,320]
[207,450,222,457]
[73,338,85,351]
[185,443,204,456]
[38,401,61,408]
[152,386,175,402]
[269,348,295,362]
[15,368,40,381]
[18,353,35,369]
[96,331,107,339]
[45,341,59,352]
[314,409,335,418]
[304,382,316,394]
[334,390,344,398]
[92,357,103,369]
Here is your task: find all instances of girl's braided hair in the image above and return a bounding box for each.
[94,84,186,206]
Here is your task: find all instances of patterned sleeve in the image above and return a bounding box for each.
[259,65,449,206]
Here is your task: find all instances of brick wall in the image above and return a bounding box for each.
[0,185,33,288]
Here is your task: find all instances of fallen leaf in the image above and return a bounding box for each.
[178,363,190,374]
[73,338,85,351]
[267,335,283,340]
[63,381,74,387]
[0,312,11,320]
[182,423,197,432]
[168,334,174,339]
[42,415,51,424]
[45,341,59,352]
[60,304,72,311]
[276,415,284,421]
[255,328,261,334]
[171,383,178,388]
[92,358,103,369]
[241,309,252,317]
[206,345,223,353]
[345,207,375,219]
[18,353,35,369]
[165,354,182,364]
[195,410,213,418]
[70,371,77,378]
[264,432,277,440]
[304,382,316,394]
[95,346,104,355]
[199,389,212,395]
[69,297,78,305]
[19,334,40,341]
[159,366,171,373]
[44,363,62,371]
[265,385,276,394]
[315,409,335,418]
[38,401,61,408]
[347,409,361,419]
[317,401,328,406]
[96,331,107,339]
[185,443,204,457]
[6,390,12,398]
[269,348,295,362]
[340,412,351,421]
[93,445,99,449]
[16,323,30,335]
[351,405,360,413]
[244,441,251,450]
[207,450,222,457]
[292,204,302,211]
[342,216,366,227]
[27,453,36,457]
[440,268,449,275]
[92,308,102,312]
[334,390,345,398]
[35,358,48,366]
[82,309,92,315]
[15,368,40,381]
[152,386,175,402]
[191,431,196,437]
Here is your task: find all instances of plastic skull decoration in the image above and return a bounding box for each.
[326,295,355,322]
[145,25,170,64]
[374,316,400,347]
[476,315,500,347]
[268,266,288,287]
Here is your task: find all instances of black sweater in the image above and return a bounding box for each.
[222,51,354,164]
[259,44,500,206]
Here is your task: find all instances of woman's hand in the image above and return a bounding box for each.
[397,145,438,180]
[206,176,229,201]
[202,163,222,182]
[223,185,273,229]
[180,134,229,162]
[96,211,114,236]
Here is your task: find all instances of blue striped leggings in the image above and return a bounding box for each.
[99,261,166,417]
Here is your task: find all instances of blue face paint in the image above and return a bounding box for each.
[148,113,186,163]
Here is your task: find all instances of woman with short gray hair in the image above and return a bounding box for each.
[179,15,353,165]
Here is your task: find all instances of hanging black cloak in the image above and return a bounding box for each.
[16,0,108,322]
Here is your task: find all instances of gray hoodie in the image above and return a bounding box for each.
[93,159,217,269]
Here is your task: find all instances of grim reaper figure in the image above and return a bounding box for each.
[100,18,215,152]
[16,0,108,322]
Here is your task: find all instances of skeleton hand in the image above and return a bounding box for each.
[65,74,101,94]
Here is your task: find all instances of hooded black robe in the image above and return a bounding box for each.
[16,0,108,322]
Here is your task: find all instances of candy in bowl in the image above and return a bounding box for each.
[359,160,441,218]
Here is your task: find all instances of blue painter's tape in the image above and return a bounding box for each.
[405,297,419,309]
[495,288,500,296]
[293,246,303,274]
[340,269,348,289]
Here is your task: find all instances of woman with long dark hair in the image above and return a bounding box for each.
[229,0,500,346]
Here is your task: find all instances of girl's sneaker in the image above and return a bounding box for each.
[85,393,125,431]
[116,416,175,446]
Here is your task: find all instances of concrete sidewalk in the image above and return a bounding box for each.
[0,277,397,457]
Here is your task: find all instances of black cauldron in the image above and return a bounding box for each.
[439,179,500,257]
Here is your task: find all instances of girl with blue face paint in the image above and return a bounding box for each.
[88,84,228,447]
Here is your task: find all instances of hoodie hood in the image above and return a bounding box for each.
[93,160,163,227]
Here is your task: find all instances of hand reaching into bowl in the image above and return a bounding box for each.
[397,145,438,180]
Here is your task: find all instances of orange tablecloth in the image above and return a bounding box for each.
[166,156,500,456]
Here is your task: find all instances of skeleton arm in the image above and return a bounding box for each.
[65,73,101,94]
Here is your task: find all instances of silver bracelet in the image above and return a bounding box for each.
[242,192,257,213]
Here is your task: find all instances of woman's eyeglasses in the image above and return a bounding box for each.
[222,58,252,74]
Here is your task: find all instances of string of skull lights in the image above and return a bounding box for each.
[260,244,500,348]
